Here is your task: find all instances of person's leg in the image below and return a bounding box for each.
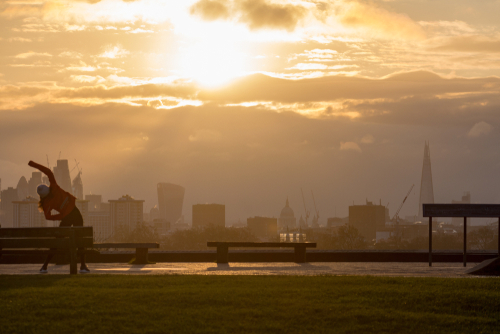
[41,218,71,271]
[70,208,89,270]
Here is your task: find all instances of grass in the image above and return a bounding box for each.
[0,275,499,334]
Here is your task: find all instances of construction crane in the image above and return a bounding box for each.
[58,151,62,160]
[70,160,81,174]
[311,190,320,227]
[392,184,414,225]
[300,188,310,227]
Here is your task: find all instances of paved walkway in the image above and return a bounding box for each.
[0,262,493,277]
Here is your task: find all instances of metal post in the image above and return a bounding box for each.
[498,218,499,257]
[429,216,432,266]
[463,217,467,267]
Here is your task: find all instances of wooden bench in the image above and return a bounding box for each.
[93,243,159,264]
[207,242,317,264]
[0,227,94,275]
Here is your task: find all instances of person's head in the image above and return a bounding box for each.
[37,184,51,210]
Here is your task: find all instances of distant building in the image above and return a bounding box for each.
[53,159,72,194]
[72,172,83,200]
[109,195,144,233]
[85,194,102,211]
[192,204,225,228]
[16,176,29,200]
[149,205,160,221]
[278,198,296,230]
[451,191,471,226]
[0,187,18,227]
[75,200,89,225]
[153,219,170,235]
[247,216,277,238]
[27,172,42,198]
[349,200,386,242]
[13,196,48,228]
[417,141,434,218]
[88,211,112,241]
[157,183,185,224]
[327,217,344,228]
[100,202,110,212]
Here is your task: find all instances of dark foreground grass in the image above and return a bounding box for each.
[0,275,499,334]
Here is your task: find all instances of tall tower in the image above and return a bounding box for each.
[157,183,185,224]
[72,172,83,200]
[53,160,72,194]
[418,141,435,218]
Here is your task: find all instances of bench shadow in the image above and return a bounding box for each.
[206,263,332,271]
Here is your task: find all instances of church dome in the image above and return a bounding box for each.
[280,198,295,218]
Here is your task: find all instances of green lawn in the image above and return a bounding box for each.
[0,275,499,334]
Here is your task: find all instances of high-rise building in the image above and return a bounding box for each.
[278,197,296,230]
[88,211,112,241]
[149,205,160,221]
[53,159,72,194]
[247,216,277,238]
[27,172,42,198]
[16,176,29,200]
[0,187,19,227]
[72,172,83,200]
[109,195,144,234]
[13,196,48,228]
[417,141,434,218]
[157,183,185,224]
[451,192,471,226]
[192,204,225,228]
[85,194,102,211]
[349,200,386,242]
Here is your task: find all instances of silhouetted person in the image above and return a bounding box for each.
[28,161,90,273]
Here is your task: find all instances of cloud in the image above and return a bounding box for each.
[237,0,307,32]
[8,37,32,42]
[14,51,52,59]
[188,129,222,142]
[360,134,374,144]
[433,36,500,53]
[337,1,425,39]
[190,0,231,21]
[190,0,307,32]
[468,121,493,138]
[98,45,129,59]
[340,141,361,152]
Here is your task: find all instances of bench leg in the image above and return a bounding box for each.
[294,246,306,263]
[130,248,156,265]
[217,246,228,264]
[69,248,77,275]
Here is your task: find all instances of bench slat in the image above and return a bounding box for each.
[0,227,93,238]
[0,249,100,255]
[0,237,93,249]
[207,242,316,248]
[93,243,159,249]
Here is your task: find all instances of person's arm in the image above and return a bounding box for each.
[28,160,56,185]
[43,207,63,221]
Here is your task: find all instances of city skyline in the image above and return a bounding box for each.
[1,1,499,223]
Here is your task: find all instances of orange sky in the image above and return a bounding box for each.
[1,0,499,223]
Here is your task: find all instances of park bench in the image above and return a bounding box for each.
[0,227,94,275]
[207,242,317,264]
[93,243,159,264]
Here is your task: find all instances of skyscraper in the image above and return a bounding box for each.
[13,196,48,228]
[157,183,185,224]
[109,195,144,234]
[16,176,29,200]
[418,141,435,218]
[27,172,42,198]
[72,172,83,200]
[85,194,102,211]
[53,159,72,194]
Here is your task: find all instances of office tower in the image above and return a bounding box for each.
[27,172,42,198]
[85,194,102,211]
[53,159,72,193]
[417,141,434,218]
[157,183,185,224]
[349,200,386,242]
[109,195,144,233]
[149,205,160,221]
[13,196,48,228]
[278,197,296,230]
[247,217,278,238]
[16,176,29,200]
[192,204,225,228]
[88,211,112,241]
[72,172,83,200]
[0,187,19,227]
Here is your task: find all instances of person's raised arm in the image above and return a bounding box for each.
[28,161,56,185]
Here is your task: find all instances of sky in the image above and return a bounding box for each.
[1,0,500,224]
